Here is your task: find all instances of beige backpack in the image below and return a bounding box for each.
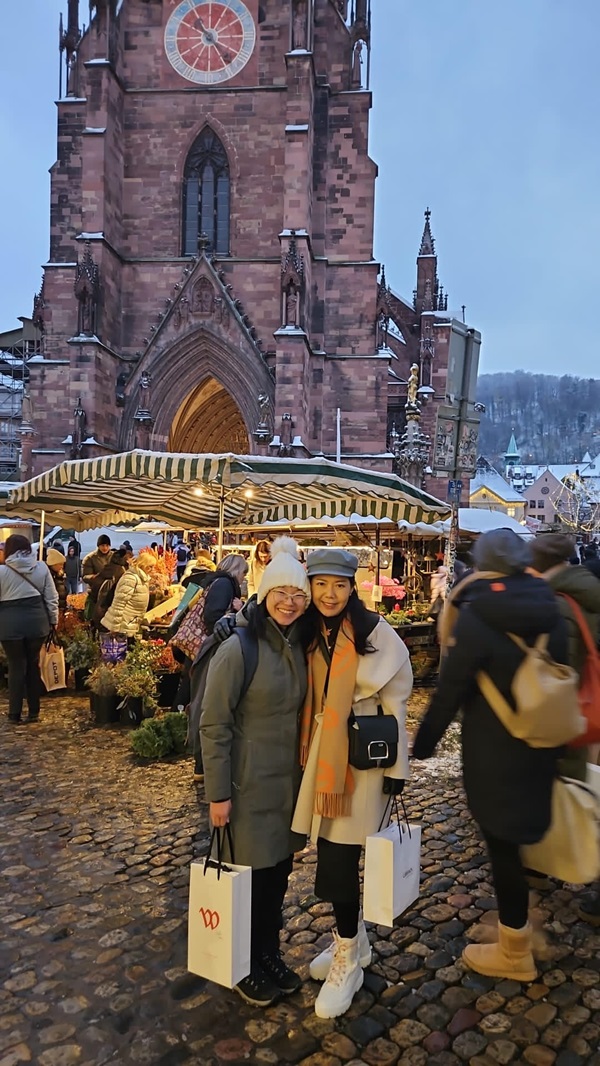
[477,633,585,749]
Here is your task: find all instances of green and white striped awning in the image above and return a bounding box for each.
[7,451,450,532]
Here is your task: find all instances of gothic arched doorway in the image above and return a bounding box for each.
[168,377,250,454]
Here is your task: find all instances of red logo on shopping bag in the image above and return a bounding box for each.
[198,907,220,930]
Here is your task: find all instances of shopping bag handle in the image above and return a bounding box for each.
[378,794,412,837]
[203,823,235,879]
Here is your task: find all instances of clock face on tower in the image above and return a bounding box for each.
[164,0,256,85]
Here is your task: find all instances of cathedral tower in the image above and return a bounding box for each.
[27,0,390,472]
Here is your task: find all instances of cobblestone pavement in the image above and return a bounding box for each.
[1,690,600,1066]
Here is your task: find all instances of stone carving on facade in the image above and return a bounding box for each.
[71,396,88,458]
[406,363,420,412]
[32,279,46,334]
[116,371,128,408]
[292,0,307,48]
[375,266,391,349]
[278,412,294,456]
[351,41,364,88]
[253,392,272,445]
[191,277,215,315]
[281,231,304,328]
[74,241,100,336]
[134,371,154,426]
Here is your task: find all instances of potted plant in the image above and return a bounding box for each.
[130,711,188,761]
[86,662,120,724]
[146,639,182,708]
[64,628,101,690]
[112,640,159,726]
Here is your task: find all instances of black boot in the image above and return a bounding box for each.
[193,753,204,783]
[234,964,280,1006]
[258,950,302,994]
[577,892,600,926]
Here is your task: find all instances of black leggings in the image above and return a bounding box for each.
[482,830,529,930]
[2,637,45,721]
[315,838,362,939]
[251,855,293,959]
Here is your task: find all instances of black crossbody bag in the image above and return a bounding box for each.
[319,633,399,771]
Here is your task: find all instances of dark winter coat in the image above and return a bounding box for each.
[413,573,569,845]
[201,610,307,869]
[202,572,241,634]
[544,564,600,676]
[64,553,81,582]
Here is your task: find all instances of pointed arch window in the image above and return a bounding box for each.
[182,128,230,256]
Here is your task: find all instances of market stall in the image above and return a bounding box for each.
[7,450,450,720]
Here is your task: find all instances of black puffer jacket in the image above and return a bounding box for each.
[413,573,569,844]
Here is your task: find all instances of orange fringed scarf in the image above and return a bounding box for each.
[299,620,359,819]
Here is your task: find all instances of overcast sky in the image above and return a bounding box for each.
[1,0,598,378]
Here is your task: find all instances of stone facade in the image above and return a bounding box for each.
[25,0,477,496]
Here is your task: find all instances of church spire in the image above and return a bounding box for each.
[419,208,435,256]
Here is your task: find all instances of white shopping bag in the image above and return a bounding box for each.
[40,642,66,692]
[587,763,600,801]
[187,828,251,989]
[363,804,421,928]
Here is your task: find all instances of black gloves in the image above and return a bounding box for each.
[212,614,236,644]
[383,778,405,796]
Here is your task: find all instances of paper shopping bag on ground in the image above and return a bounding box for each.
[187,841,251,988]
[363,818,421,928]
[40,642,66,692]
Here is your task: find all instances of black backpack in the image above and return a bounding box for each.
[187,628,259,755]
[177,546,188,564]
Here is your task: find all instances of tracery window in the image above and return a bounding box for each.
[182,128,230,256]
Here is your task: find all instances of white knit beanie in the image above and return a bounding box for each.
[256,536,311,604]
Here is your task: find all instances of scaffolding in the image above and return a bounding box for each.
[0,317,41,480]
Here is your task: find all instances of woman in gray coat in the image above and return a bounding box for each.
[201,538,310,1009]
[0,535,59,723]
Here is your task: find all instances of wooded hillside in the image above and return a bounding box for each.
[476,372,600,466]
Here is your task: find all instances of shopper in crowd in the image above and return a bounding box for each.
[0,535,59,723]
[428,562,449,619]
[175,541,191,582]
[46,548,68,611]
[100,553,152,637]
[185,553,249,781]
[583,543,600,580]
[82,534,113,586]
[412,528,569,983]
[201,538,310,1007]
[531,533,600,782]
[181,548,216,590]
[291,548,412,1020]
[64,544,81,595]
[90,547,132,627]
[247,540,271,599]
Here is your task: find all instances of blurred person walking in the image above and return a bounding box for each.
[413,529,569,982]
[0,535,59,723]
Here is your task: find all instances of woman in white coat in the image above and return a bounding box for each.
[100,556,152,637]
[291,548,412,1020]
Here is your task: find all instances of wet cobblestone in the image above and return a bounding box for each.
[1,690,599,1065]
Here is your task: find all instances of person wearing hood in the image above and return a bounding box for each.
[201,538,310,1008]
[181,548,217,590]
[0,535,59,723]
[100,554,152,637]
[64,544,82,595]
[46,548,68,611]
[413,528,569,984]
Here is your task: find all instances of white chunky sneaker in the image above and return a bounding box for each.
[309,920,371,981]
[314,931,364,1019]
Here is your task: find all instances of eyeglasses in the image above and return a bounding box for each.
[270,589,308,606]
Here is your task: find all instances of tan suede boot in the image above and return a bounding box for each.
[462,921,537,982]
